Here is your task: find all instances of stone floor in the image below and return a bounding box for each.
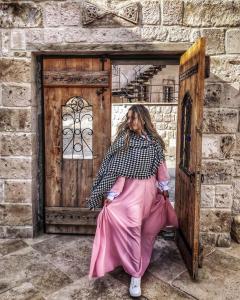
[0,233,239,300]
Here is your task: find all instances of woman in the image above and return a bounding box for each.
[86,104,179,297]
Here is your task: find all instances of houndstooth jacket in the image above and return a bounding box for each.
[86,129,165,210]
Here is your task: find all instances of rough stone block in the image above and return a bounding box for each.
[233,133,240,158]
[0,108,31,132]
[233,159,240,177]
[202,160,233,184]
[232,198,240,214]
[26,29,44,46]
[2,84,31,107]
[44,28,64,44]
[142,1,161,25]
[201,185,215,208]
[0,133,32,155]
[202,134,220,159]
[231,215,240,243]
[162,0,183,25]
[0,226,33,238]
[0,181,3,203]
[4,180,31,203]
[64,28,89,43]
[168,26,191,42]
[215,185,233,208]
[226,29,240,54]
[220,135,235,159]
[0,158,32,179]
[141,26,168,41]
[0,58,31,83]
[216,232,231,247]
[200,231,217,246]
[0,3,42,28]
[60,2,81,26]
[43,2,61,27]
[210,56,240,82]
[88,28,141,43]
[203,108,238,134]
[10,30,26,50]
[204,83,222,108]
[200,209,232,233]
[0,204,32,226]
[233,178,240,199]
[201,29,225,55]
[222,82,240,108]
[183,0,240,27]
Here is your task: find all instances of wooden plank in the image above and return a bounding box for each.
[43,70,110,87]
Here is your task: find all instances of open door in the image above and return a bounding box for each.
[175,38,207,280]
[43,57,111,234]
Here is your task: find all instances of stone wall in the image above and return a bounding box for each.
[0,0,239,246]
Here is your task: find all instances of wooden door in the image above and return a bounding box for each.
[175,38,207,280]
[43,57,111,234]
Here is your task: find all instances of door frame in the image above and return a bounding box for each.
[35,51,184,235]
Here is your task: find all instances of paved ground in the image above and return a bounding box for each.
[0,233,239,300]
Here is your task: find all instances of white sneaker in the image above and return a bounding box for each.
[129,276,141,297]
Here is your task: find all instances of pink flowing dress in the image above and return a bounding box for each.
[88,132,179,279]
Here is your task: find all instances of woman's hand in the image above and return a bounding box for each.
[104,198,112,207]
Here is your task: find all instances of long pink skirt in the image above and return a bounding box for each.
[88,175,179,279]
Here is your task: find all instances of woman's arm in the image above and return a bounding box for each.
[156,160,171,196]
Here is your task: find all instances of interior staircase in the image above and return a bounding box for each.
[112,65,166,102]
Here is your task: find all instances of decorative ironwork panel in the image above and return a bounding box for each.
[180,92,192,174]
[62,96,93,159]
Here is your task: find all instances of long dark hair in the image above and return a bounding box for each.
[113,104,166,152]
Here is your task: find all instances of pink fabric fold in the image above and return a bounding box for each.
[88,161,179,279]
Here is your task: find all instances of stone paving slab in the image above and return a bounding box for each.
[172,249,240,300]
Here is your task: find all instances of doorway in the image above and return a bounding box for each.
[40,37,207,280]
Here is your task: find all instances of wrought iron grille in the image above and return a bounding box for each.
[180,92,192,174]
[62,96,93,159]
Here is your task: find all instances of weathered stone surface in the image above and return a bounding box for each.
[0,133,32,155]
[0,204,32,226]
[0,226,33,238]
[0,239,28,256]
[233,159,240,177]
[233,133,240,158]
[168,26,191,42]
[43,2,61,27]
[0,158,31,179]
[210,56,240,82]
[220,135,235,159]
[162,0,183,25]
[200,231,217,246]
[10,30,26,50]
[183,0,240,27]
[0,58,31,83]
[201,185,215,208]
[202,160,233,184]
[202,134,220,159]
[88,28,141,43]
[203,108,238,134]
[201,28,225,55]
[232,198,240,214]
[0,108,31,132]
[141,26,168,41]
[222,82,240,108]
[44,28,64,44]
[26,29,44,46]
[0,181,3,203]
[204,83,222,107]
[200,209,232,232]
[4,180,31,204]
[0,3,42,28]
[142,1,160,25]
[64,28,89,43]
[216,232,231,247]
[215,185,233,208]
[2,84,31,106]
[233,178,240,199]
[231,215,240,243]
[60,2,81,26]
[226,29,240,53]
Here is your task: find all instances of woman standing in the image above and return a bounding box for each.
[86,104,178,297]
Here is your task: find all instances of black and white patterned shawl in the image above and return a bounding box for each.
[86,129,165,210]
